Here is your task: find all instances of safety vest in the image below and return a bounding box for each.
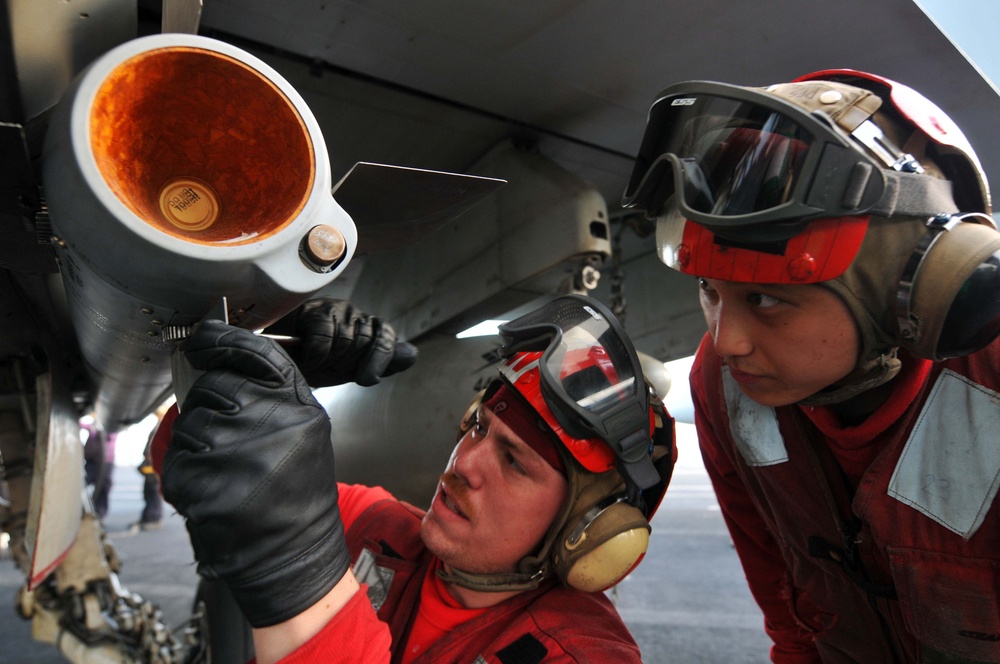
[696,339,1000,663]
[344,495,642,664]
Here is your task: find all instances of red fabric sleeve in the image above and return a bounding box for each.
[337,484,395,529]
[690,339,821,664]
[246,586,391,664]
[277,585,391,664]
[150,403,179,477]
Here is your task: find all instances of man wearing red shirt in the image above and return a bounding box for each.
[622,70,1000,663]
[158,295,675,663]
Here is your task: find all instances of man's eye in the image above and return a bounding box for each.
[504,451,527,475]
[748,292,781,308]
[698,278,719,303]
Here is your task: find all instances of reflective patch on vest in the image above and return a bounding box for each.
[722,367,789,466]
[353,547,395,611]
[472,658,487,664]
[888,370,1000,539]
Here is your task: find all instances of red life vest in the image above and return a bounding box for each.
[693,336,1000,663]
[343,489,643,663]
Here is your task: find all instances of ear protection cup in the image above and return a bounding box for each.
[896,213,1000,359]
[553,498,650,593]
[545,454,657,593]
[551,396,673,593]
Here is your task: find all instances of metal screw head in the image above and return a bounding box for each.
[300,225,347,272]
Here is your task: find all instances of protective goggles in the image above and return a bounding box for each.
[622,81,892,242]
[497,295,658,489]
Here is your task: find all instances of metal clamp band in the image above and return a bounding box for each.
[895,213,994,340]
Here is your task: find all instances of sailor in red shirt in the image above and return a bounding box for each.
[622,70,1000,663]
[157,295,675,663]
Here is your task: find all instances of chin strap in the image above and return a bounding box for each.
[436,564,549,593]
[797,349,901,406]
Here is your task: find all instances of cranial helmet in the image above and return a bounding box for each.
[622,69,1000,401]
[440,295,675,593]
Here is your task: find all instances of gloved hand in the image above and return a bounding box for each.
[264,298,417,387]
[160,320,349,628]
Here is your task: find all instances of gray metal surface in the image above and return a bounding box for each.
[192,0,1000,206]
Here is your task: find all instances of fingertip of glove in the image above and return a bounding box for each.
[385,342,418,376]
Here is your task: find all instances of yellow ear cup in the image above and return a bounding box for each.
[554,500,650,592]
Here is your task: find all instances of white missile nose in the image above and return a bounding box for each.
[42,34,357,430]
[88,45,315,246]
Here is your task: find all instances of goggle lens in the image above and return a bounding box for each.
[499,296,647,451]
[544,326,636,415]
[636,95,813,217]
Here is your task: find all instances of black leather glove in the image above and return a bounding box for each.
[264,298,417,387]
[161,320,349,628]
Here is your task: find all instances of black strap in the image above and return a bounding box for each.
[791,411,899,603]
[496,634,549,664]
[807,524,897,600]
[792,413,903,663]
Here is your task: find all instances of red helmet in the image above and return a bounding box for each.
[443,296,675,593]
[498,350,644,474]
[626,71,1000,376]
[795,69,990,215]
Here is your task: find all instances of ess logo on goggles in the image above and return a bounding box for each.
[623,81,935,243]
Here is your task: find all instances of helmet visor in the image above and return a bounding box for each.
[498,296,651,466]
[623,81,887,241]
[656,206,870,284]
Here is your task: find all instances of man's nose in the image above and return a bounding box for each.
[710,306,754,358]
[451,434,487,488]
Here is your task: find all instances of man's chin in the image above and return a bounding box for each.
[737,386,803,408]
[420,522,485,574]
[419,515,451,557]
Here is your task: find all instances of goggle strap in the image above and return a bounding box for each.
[618,455,660,492]
[616,428,651,464]
[870,171,956,218]
[842,162,877,210]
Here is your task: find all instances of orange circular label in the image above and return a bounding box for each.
[158,178,220,231]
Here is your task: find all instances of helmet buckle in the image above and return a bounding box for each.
[851,119,925,174]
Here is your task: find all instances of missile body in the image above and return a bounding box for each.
[42,34,356,430]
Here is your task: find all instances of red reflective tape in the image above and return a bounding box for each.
[679,216,868,283]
